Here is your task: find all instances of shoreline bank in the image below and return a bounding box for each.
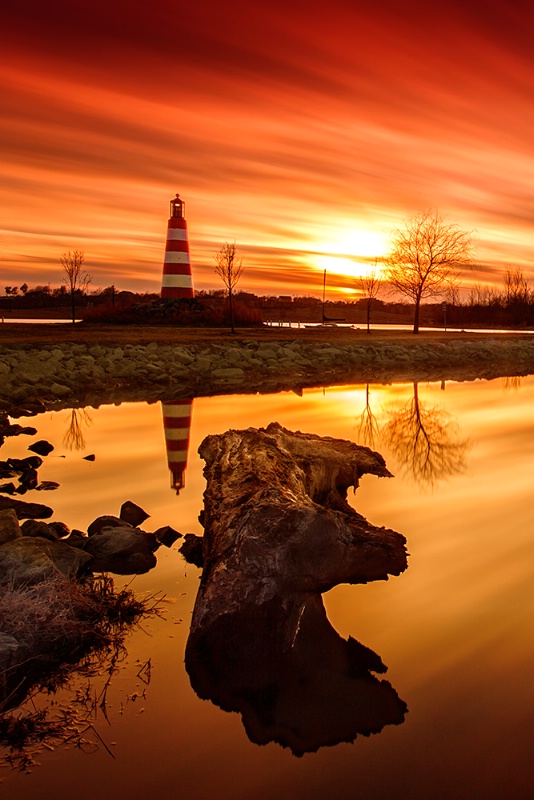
[2,328,534,409]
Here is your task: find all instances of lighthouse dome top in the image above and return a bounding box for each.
[170,193,185,219]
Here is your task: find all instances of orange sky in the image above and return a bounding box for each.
[2,0,534,298]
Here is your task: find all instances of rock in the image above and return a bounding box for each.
[0,508,22,544]
[0,633,26,675]
[28,440,55,456]
[49,383,71,397]
[83,527,158,575]
[179,533,204,567]
[62,531,88,549]
[211,367,245,381]
[87,515,126,537]
[83,454,96,461]
[20,519,59,542]
[0,496,53,520]
[0,537,92,586]
[120,500,150,527]
[153,525,182,548]
[19,467,39,490]
[8,456,43,471]
[0,483,17,495]
[35,481,61,491]
[0,422,38,437]
[48,521,70,538]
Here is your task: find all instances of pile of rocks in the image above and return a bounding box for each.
[1,335,534,406]
[0,500,183,586]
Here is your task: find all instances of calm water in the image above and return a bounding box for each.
[2,376,534,799]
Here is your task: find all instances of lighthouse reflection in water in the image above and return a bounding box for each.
[161,399,193,493]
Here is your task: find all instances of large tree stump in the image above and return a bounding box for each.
[185,422,408,753]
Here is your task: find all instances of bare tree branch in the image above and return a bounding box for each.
[214,242,244,334]
[60,250,91,324]
[385,210,473,333]
[358,259,383,333]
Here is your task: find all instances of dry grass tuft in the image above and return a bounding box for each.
[0,575,162,712]
[0,575,163,769]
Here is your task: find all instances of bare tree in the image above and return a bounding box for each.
[503,267,530,306]
[468,282,499,307]
[385,210,473,334]
[214,242,244,334]
[358,259,382,333]
[60,250,91,324]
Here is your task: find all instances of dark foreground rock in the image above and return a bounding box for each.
[0,496,53,520]
[186,423,408,754]
[83,526,158,575]
[0,501,184,584]
[0,537,92,586]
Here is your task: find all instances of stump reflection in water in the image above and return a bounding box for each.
[186,422,409,755]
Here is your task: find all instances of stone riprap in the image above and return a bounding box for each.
[1,336,534,406]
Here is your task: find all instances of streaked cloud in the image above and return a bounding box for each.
[1,0,534,296]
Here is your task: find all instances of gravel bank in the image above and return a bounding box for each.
[1,334,534,408]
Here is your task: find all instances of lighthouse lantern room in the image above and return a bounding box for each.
[170,194,184,218]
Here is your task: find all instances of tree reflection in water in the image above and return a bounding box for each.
[502,375,522,392]
[62,409,93,451]
[357,384,379,448]
[381,382,469,489]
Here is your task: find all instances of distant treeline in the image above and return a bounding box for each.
[2,282,534,329]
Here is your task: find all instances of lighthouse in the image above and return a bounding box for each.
[161,399,193,493]
[161,193,194,299]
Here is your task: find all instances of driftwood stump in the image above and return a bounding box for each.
[185,422,408,754]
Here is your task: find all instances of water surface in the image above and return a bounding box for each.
[2,376,534,799]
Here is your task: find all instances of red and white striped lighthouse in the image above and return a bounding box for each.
[161,193,194,299]
[161,399,193,493]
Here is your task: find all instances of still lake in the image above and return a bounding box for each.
[2,375,534,799]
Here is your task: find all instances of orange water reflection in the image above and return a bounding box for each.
[2,376,534,798]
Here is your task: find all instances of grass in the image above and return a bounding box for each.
[0,573,163,769]
[0,321,524,349]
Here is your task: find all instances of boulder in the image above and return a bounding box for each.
[48,521,70,538]
[179,533,204,567]
[87,515,126,537]
[153,525,182,548]
[35,481,61,491]
[83,527,158,575]
[120,500,150,527]
[0,633,26,674]
[27,440,55,456]
[0,508,22,544]
[19,467,39,490]
[0,496,53,520]
[8,456,43,471]
[20,519,59,542]
[0,536,92,586]
[62,531,89,549]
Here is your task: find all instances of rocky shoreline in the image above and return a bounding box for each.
[2,334,534,408]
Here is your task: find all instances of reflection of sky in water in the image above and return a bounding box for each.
[3,376,534,799]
